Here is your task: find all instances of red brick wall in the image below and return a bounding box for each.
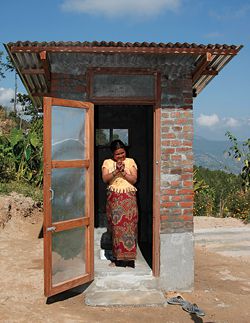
[160,78,194,233]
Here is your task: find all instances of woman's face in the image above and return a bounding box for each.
[113,148,126,162]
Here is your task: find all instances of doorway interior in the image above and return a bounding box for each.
[94,105,153,267]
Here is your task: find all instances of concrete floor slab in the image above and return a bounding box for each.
[84,228,165,306]
[85,290,167,307]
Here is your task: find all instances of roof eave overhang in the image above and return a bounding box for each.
[5,43,243,108]
[7,45,242,56]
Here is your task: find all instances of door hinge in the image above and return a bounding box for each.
[47,226,56,232]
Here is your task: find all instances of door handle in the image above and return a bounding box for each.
[49,188,54,201]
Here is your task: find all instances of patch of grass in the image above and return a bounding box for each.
[0,181,43,203]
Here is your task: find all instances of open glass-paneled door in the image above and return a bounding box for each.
[43,97,94,297]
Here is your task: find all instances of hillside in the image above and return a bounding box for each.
[194,135,242,174]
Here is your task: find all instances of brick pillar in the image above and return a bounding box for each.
[159,77,194,291]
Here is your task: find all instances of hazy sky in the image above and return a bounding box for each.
[0,0,249,140]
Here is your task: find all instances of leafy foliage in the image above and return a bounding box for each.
[226,131,250,191]
[0,118,43,187]
[0,53,43,192]
[0,51,6,79]
[194,166,250,222]
[11,93,40,121]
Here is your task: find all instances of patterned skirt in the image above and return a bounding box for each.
[106,190,138,260]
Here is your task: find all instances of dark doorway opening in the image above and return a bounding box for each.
[94,105,153,267]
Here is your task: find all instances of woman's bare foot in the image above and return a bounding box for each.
[109,261,116,267]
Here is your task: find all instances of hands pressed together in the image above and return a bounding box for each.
[116,161,125,173]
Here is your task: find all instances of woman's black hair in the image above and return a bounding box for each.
[110,139,126,153]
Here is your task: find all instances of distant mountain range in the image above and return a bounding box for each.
[193,136,242,174]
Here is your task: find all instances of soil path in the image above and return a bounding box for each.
[0,194,250,322]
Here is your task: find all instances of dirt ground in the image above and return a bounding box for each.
[0,193,250,323]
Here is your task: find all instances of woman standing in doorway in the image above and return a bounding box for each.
[102,140,138,268]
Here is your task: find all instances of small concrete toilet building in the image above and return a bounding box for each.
[5,41,242,299]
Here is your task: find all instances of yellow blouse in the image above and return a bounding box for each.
[102,158,137,193]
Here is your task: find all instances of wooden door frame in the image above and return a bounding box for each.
[87,68,161,276]
[43,97,94,297]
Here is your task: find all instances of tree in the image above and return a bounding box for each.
[0,51,7,79]
[226,131,250,192]
[4,55,18,113]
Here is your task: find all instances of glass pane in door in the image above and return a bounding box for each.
[52,227,86,285]
[52,106,86,160]
[51,168,86,222]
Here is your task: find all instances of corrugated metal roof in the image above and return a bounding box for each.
[6,40,241,51]
[5,41,243,108]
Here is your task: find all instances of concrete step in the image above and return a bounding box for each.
[92,272,160,290]
[84,228,165,306]
[85,289,167,307]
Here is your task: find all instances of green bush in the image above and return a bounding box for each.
[0,119,43,187]
[0,136,16,181]
[225,190,250,222]
[193,166,248,220]
[194,186,215,216]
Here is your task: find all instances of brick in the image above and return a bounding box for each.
[178,189,193,195]
[179,202,193,208]
[161,189,177,195]
[183,92,193,99]
[176,118,192,125]
[172,126,182,131]
[170,168,182,175]
[170,112,181,118]
[162,148,175,154]
[184,195,194,201]
[161,202,177,208]
[161,195,170,201]
[170,140,182,147]
[182,168,193,173]
[161,111,170,118]
[169,97,182,104]
[183,125,193,132]
[181,174,193,180]
[162,133,176,139]
[161,119,175,125]
[171,154,182,161]
[176,147,192,152]
[161,105,176,110]
[161,140,171,146]
[183,209,193,215]
[183,181,193,187]
[171,195,182,202]
[170,181,181,187]
[161,126,170,133]
[183,140,192,147]
[170,209,182,215]
[183,133,193,140]
[180,105,193,110]
[184,98,193,104]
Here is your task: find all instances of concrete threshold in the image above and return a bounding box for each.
[85,290,167,307]
[84,228,166,307]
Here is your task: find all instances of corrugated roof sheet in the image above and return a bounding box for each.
[7,40,241,51]
[5,41,243,108]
